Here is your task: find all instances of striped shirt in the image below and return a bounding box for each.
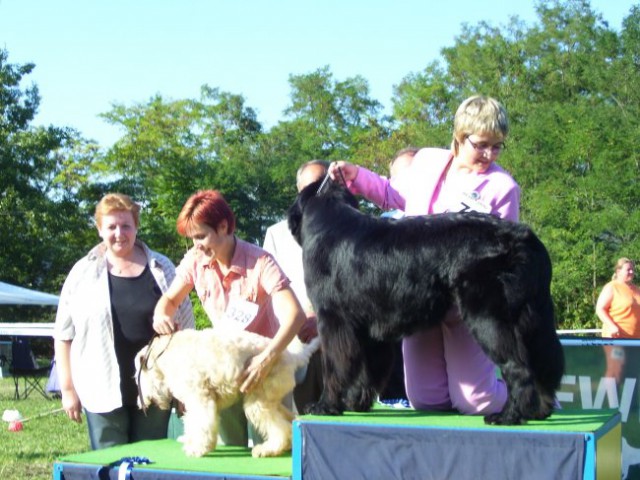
[54,240,194,413]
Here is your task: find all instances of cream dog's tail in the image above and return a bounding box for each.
[286,336,321,367]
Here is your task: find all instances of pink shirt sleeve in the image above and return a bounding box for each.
[175,249,198,287]
[350,167,406,211]
[493,184,520,221]
[351,149,520,222]
[258,253,290,296]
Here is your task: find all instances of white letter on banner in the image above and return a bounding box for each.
[592,377,619,409]
[619,378,636,422]
[556,375,575,403]
[579,376,596,409]
[589,377,636,422]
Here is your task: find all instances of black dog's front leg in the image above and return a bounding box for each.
[304,345,346,415]
[343,340,394,412]
[484,358,538,425]
[305,318,363,415]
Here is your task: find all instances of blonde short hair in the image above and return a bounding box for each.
[612,257,635,280]
[94,193,141,228]
[451,95,509,155]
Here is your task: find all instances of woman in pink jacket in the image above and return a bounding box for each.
[329,95,520,415]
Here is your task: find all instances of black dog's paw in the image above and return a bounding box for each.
[304,401,343,416]
[351,402,374,413]
[344,388,376,412]
[528,406,554,421]
[343,399,374,412]
[484,411,525,426]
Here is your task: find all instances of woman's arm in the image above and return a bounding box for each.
[154,277,194,334]
[54,339,83,423]
[329,161,406,211]
[596,283,620,337]
[239,287,306,393]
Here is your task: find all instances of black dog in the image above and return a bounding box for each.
[288,179,564,425]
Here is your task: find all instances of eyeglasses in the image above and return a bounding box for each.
[466,137,505,155]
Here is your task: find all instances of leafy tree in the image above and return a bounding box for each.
[283,66,391,171]
[99,86,265,252]
[388,0,640,328]
[6,0,637,334]
[0,50,90,296]
[98,69,391,252]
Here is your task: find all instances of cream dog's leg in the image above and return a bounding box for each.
[244,398,294,458]
[181,397,219,457]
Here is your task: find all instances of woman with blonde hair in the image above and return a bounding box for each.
[328,95,519,416]
[596,257,640,384]
[596,257,640,339]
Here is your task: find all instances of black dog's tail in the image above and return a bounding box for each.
[519,299,564,418]
[510,234,564,413]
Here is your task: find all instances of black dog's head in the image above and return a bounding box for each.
[287,177,359,246]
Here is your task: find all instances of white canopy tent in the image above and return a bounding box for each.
[0,282,59,383]
[0,281,59,306]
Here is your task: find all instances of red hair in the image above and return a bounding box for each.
[176,190,236,237]
[95,193,141,228]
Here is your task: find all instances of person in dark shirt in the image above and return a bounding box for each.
[54,193,194,450]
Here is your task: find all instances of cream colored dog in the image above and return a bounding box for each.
[135,327,319,458]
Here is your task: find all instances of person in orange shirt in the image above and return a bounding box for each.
[596,257,640,383]
[597,258,640,338]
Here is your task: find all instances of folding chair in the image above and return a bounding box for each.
[45,358,61,398]
[0,352,7,373]
[10,338,51,400]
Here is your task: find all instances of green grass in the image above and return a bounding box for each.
[0,377,89,479]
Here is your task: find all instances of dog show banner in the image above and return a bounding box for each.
[559,337,640,480]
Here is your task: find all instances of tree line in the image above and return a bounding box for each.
[1,0,638,329]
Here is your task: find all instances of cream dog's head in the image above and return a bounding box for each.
[135,335,173,410]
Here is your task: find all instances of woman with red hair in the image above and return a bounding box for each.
[154,190,306,447]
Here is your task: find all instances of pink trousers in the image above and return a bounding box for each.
[403,307,507,414]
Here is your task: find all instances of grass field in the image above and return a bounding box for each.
[0,377,89,479]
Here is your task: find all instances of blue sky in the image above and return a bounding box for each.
[0,0,635,146]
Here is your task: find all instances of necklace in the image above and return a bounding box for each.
[110,259,137,274]
[107,248,145,276]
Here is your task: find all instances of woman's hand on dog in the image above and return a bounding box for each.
[153,313,177,335]
[239,350,277,393]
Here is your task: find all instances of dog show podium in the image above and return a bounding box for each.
[53,408,621,480]
[53,443,292,480]
[293,408,621,480]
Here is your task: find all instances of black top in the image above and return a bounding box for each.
[108,264,161,406]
